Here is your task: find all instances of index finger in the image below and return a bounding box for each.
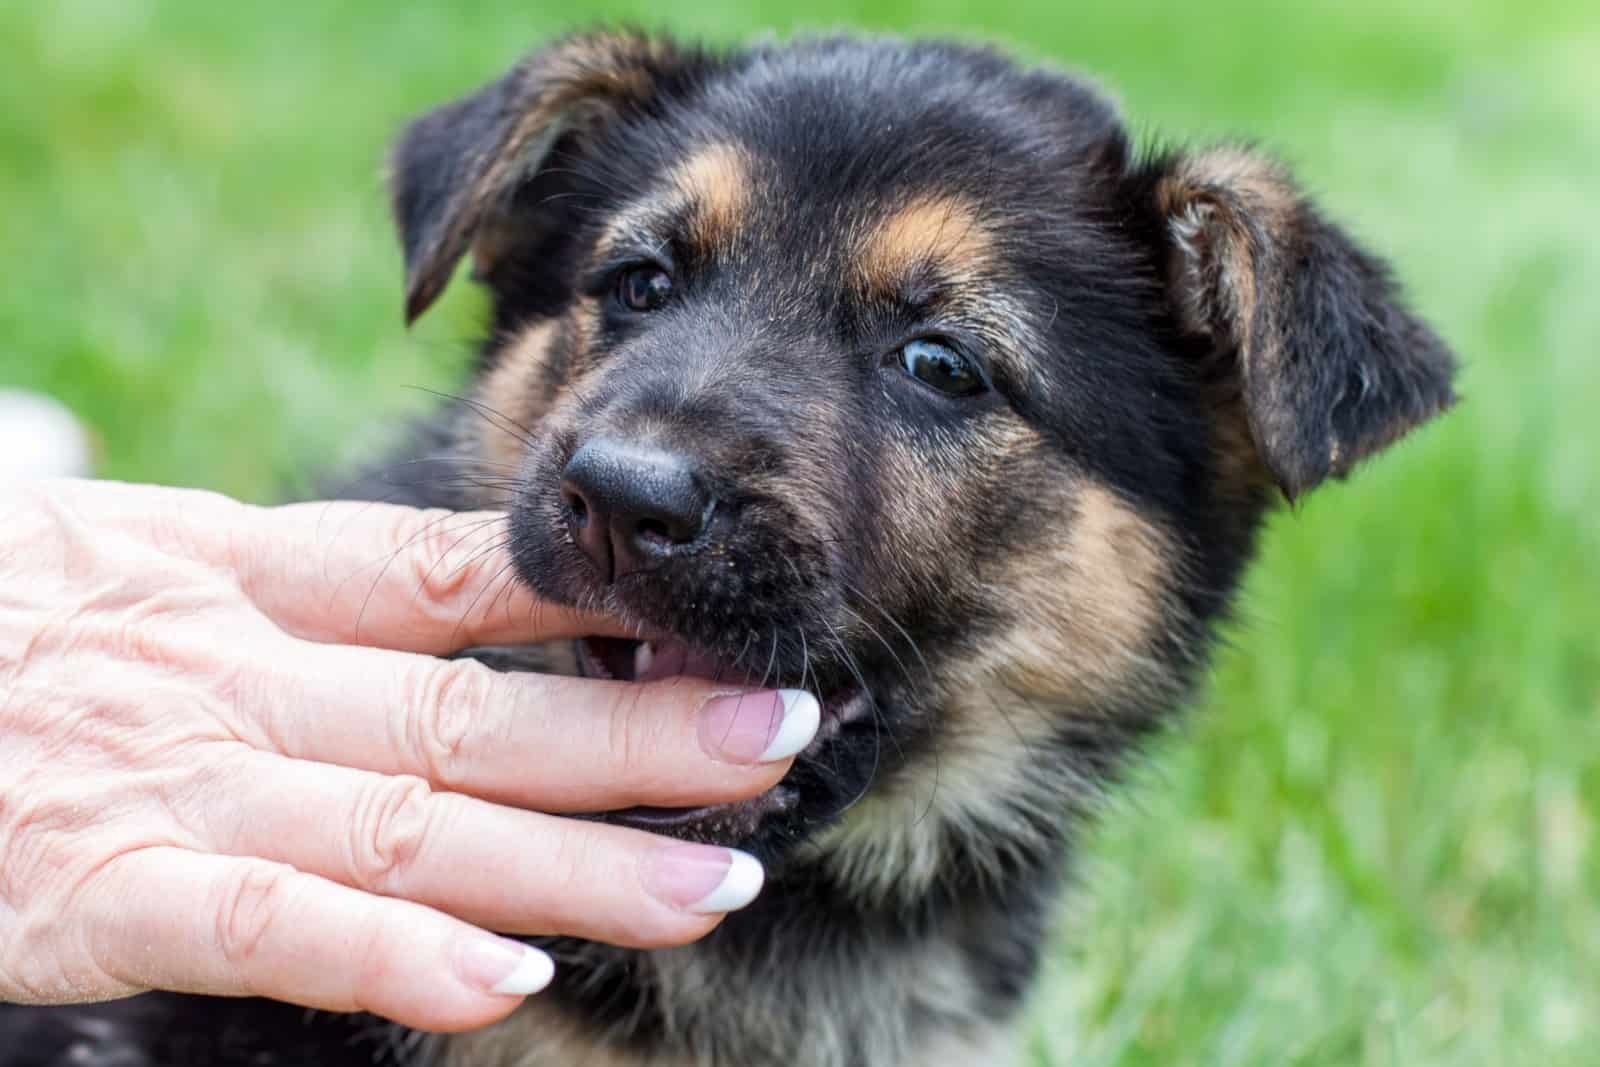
[235,500,628,655]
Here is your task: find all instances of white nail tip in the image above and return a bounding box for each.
[758,690,821,762]
[489,947,556,996]
[689,850,766,914]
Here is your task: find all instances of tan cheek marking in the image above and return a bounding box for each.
[567,294,603,365]
[520,299,609,450]
[987,482,1174,701]
[857,194,995,295]
[668,142,750,253]
[818,478,1178,906]
[472,319,561,471]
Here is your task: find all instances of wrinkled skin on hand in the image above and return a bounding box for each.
[0,481,801,1031]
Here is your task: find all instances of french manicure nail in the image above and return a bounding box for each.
[457,936,555,997]
[646,845,766,913]
[699,689,820,764]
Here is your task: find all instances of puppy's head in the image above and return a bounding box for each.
[392,31,1456,883]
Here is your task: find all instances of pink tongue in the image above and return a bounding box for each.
[634,641,746,684]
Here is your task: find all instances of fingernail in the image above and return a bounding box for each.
[699,689,820,764]
[457,936,555,997]
[645,845,765,913]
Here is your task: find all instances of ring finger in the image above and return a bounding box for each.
[177,747,767,948]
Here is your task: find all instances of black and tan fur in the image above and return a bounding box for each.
[0,29,1456,1067]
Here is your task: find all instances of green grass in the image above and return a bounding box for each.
[4,2,1597,1063]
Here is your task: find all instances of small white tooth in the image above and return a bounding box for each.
[633,642,655,678]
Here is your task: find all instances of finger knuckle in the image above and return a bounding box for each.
[349,776,435,894]
[404,661,490,784]
[208,499,259,578]
[402,509,504,623]
[97,486,243,574]
[213,862,298,971]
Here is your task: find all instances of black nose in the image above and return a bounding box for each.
[559,438,714,582]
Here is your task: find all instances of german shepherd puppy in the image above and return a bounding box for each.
[0,28,1456,1067]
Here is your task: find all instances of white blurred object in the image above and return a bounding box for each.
[0,389,94,482]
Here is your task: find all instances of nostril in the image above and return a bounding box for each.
[635,517,673,546]
[561,437,714,578]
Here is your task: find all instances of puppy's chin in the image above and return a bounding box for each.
[596,792,801,845]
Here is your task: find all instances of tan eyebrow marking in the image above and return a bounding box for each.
[856,194,996,296]
[669,142,750,253]
[591,143,751,264]
[473,319,561,473]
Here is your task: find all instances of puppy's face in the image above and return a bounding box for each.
[392,33,1455,874]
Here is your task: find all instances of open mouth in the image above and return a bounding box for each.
[576,635,870,840]
[577,635,749,687]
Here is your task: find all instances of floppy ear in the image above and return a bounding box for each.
[1149,147,1458,498]
[390,30,702,323]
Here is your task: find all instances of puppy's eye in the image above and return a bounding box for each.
[616,266,673,312]
[895,339,986,397]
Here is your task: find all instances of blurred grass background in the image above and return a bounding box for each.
[3,1,1597,1063]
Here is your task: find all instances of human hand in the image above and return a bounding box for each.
[0,480,817,1031]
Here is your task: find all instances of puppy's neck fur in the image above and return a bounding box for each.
[445,762,1072,1067]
